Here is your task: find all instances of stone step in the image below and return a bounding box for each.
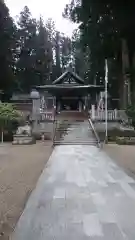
[55,127,93,130]
[53,119,99,146]
[54,141,98,146]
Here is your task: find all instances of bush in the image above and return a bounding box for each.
[97,127,135,143]
[116,136,135,145]
[0,103,24,142]
[126,105,135,127]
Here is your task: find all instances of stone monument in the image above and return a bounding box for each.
[12,122,36,145]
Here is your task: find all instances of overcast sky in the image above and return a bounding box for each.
[5,0,77,36]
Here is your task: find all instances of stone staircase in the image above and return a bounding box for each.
[53,118,98,146]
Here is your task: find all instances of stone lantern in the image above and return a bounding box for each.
[30,89,40,132]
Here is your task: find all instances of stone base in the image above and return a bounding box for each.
[12,135,36,145]
[116,136,135,145]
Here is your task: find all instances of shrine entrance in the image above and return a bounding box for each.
[57,97,83,111]
[61,98,78,110]
[36,69,104,113]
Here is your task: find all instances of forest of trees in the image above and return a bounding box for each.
[0,1,82,100]
[63,0,135,108]
[1,0,135,109]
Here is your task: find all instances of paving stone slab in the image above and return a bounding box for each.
[12,145,135,240]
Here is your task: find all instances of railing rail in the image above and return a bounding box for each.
[88,118,101,148]
[90,107,132,125]
[53,120,57,145]
[90,109,119,121]
[40,111,55,121]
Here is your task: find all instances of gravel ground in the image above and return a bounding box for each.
[0,141,52,240]
[104,144,135,178]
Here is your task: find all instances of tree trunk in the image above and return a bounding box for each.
[1,128,3,143]
[121,38,131,108]
[131,52,135,103]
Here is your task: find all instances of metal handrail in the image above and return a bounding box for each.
[53,120,57,146]
[88,118,101,148]
[52,109,57,146]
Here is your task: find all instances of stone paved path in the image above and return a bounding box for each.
[12,145,135,240]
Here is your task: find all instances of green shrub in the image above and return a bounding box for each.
[0,103,24,142]
[126,105,135,127]
[116,136,135,145]
[97,127,135,143]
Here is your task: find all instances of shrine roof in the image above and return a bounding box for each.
[52,70,84,85]
[36,69,104,95]
[36,84,104,96]
[36,84,103,90]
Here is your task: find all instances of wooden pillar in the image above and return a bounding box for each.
[91,105,95,120]
[122,39,131,108]
[79,101,82,112]
[88,94,91,110]
[57,101,61,113]
[84,96,87,110]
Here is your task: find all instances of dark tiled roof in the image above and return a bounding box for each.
[52,70,84,85]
